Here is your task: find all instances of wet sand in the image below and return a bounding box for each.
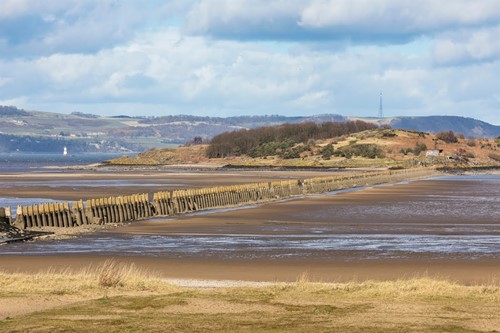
[120,179,500,236]
[0,255,499,284]
[1,172,499,284]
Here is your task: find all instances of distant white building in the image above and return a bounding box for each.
[425,150,440,157]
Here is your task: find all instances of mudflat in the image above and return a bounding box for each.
[1,173,499,284]
[0,169,353,200]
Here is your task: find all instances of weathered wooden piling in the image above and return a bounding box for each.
[0,207,11,225]
[10,167,437,229]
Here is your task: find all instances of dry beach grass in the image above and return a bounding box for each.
[0,261,499,332]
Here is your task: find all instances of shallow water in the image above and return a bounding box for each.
[0,179,184,188]
[1,174,499,261]
[0,153,124,173]
[2,233,499,261]
[0,197,58,217]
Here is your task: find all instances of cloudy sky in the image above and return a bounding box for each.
[0,0,499,124]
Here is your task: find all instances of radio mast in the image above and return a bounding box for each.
[378,93,384,118]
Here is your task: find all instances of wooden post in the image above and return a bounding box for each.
[33,204,41,227]
[16,205,26,229]
[73,201,82,226]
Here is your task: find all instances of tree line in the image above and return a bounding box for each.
[206,120,378,158]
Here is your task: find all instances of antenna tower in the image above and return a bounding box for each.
[378,93,384,118]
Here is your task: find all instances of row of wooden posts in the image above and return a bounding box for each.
[3,168,436,229]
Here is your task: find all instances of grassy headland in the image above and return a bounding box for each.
[107,125,500,170]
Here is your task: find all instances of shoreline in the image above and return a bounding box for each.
[1,255,499,285]
[1,169,499,284]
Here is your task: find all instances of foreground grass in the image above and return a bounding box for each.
[0,265,499,333]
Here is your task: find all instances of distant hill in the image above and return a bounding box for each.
[389,116,500,138]
[0,106,30,117]
[0,105,498,153]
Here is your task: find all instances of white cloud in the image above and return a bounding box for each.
[290,90,330,110]
[0,97,28,107]
[0,76,12,87]
[432,25,500,65]
[300,0,500,31]
[185,0,500,43]
[0,0,187,57]
[2,26,496,121]
[0,0,77,18]
[185,0,302,36]
[0,1,499,125]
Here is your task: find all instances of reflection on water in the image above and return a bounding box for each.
[1,174,499,261]
[2,233,499,260]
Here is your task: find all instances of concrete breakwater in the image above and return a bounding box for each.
[1,168,437,229]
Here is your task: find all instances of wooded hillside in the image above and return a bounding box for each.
[206,121,378,158]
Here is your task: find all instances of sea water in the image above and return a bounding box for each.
[0,152,125,173]
[0,152,127,217]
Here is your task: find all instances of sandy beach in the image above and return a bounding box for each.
[1,255,499,284]
[1,172,499,284]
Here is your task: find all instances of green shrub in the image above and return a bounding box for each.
[399,143,426,156]
[337,144,384,159]
[382,131,397,138]
[400,148,412,155]
[413,143,427,156]
[282,149,301,159]
[248,140,294,158]
[321,144,334,160]
[436,130,458,143]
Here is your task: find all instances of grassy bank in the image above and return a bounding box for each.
[1,262,499,332]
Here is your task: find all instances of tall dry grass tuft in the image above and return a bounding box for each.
[96,259,125,288]
[81,259,176,291]
[294,272,311,291]
[0,260,176,297]
[274,274,500,302]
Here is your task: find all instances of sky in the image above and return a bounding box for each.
[0,0,499,124]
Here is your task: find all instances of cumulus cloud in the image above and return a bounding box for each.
[432,25,500,65]
[0,0,188,57]
[2,26,498,123]
[0,0,75,18]
[0,0,499,124]
[185,0,500,43]
[184,0,305,40]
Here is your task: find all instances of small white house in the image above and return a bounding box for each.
[425,150,440,157]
